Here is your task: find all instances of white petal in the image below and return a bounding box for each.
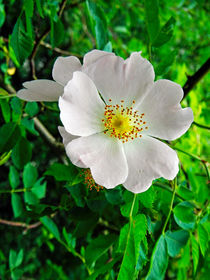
[52,56,82,86]
[84,52,154,106]
[66,133,128,188]
[59,71,105,136]
[83,49,114,67]
[123,136,179,193]
[138,80,194,140]
[17,80,64,101]
[58,126,78,146]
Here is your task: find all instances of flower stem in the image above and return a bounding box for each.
[162,179,176,235]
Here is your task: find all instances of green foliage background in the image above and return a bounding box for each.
[0,0,209,279]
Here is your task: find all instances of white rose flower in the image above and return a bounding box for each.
[17,50,114,101]
[58,51,194,193]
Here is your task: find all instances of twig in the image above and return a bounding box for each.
[40,41,82,58]
[182,58,210,99]
[33,117,64,151]
[193,121,210,130]
[0,218,41,233]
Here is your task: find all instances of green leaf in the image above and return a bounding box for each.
[173,201,196,230]
[105,187,124,205]
[23,163,38,188]
[62,227,76,250]
[178,241,190,268]
[50,18,64,47]
[136,240,148,272]
[0,3,6,28]
[35,0,44,18]
[24,0,34,18]
[40,216,61,241]
[155,50,176,76]
[10,17,34,65]
[45,163,77,182]
[24,191,39,205]
[25,102,39,117]
[87,257,120,280]
[9,166,20,189]
[0,99,11,123]
[10,97,22,121]
[144,0,160,43]
[176,185,194,201]
[65,184,85,207]
[11,193,23,218]
[165,230,189,257]
[118,223,129,252]
[9,249,23,269]
[118,214,147,280]
[139,186,156,208]
[191,234,199,275]
[145,235,168,280]
[86,0,108,49]
[85,234,117,266]
[31,178,46,199]
[12,137,32,169]
[21,117,39,136]
[153,17,176,47]
[0,122,21,153]
[198,223,208,256]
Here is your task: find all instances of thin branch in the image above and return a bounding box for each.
[0,218,41,233]
[33,117,64,152]
[40,41,82,58]
[193,121,210,130]
[183,58,210,99]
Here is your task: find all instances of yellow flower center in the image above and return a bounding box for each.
[102,99,148,143]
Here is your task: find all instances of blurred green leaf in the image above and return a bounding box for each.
[24,0,34,18]
[11,193,23,218]
[45,163,78,182]
[66,184,85,207]
[40,216,61,241]
[145,235,168,280]
[12,137,32,169]
[10,17,34,65]
[9,166,20,189]
[0,2,5,27]
[31,178,46,199]
[198,223,208,256]
[144,0,160,43]
[153,17,176,47]
[105,187,123,205]
[86,0,108,49]
[50,18,64,47]
[165,230,189,257]
[9,249,23,269]
[25,102,39,117]
[35,0,43,18]
[191,234,199,275]
[86,234,117,266]
[23,163,38,188]
[0,99,11,123]
[21,117,39,136]
[0,122,21,153]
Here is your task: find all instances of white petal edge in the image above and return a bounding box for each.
[138,79,194,140]
[52,56,82,86]
[123,135,179,193]
[59,71,105,136]
[66,133,128,188]
[58,126,78,146]
[83,49,115,67]
[83,51,155,106]
[17,80,64,102]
